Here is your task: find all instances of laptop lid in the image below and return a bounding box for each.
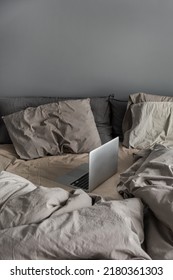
[57,137,119,191]
[88,137,119,191]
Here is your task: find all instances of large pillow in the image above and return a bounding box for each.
[2,99,101,159]
[0,96,112,144]
[123,92,173,147]
[126,102,173,149]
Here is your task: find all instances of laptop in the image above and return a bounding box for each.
[58,137,119,192]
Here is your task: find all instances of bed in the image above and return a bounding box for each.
[0,93,173,260]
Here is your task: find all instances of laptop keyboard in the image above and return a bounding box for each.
[70,173,89,190]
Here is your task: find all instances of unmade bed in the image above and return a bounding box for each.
[0,93,173,259]
[0,143,135,199]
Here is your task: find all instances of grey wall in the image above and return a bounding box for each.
[1,0,173,99]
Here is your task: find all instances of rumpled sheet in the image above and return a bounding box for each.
[0,171,149,260]
[118,144,173,259]
[0,144,137,199]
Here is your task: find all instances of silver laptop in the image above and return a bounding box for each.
[58,137,119,192]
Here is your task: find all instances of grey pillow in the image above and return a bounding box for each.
[3,99,101,159]
[109,98,127,141]
[90,97,112,144]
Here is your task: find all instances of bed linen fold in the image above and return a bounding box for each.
[118,144,173,259]
[0,171,149,260]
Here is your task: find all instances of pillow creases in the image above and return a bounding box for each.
[0,96,112,144]
[2,99,101,159]
[123,92,173,147]
[125,102,173,149]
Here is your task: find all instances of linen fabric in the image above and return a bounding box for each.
[125,102,173,149]
[3,99,101,159]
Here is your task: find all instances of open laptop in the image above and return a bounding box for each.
[58,137,119,192]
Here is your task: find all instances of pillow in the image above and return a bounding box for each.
[3,99,101,159]
[109,98,127,141]
[90,97,112,144]
[123,92,173,147]
[129,92,173,104]
[127,102,173,149]
[0,96,112,144]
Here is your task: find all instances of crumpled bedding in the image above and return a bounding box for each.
[0,143,137,199]
[2,143,173,260]
[118,144,173,259]
[0,171,150,260]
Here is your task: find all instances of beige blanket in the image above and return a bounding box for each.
[118,144,173,259]
[0,144,137,199]
[0,171,149,260]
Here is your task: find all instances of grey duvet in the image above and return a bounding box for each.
[0,171,149,260]
[118,144,173,259]
[1,144,173,260]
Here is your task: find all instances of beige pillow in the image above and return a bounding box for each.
[123,92,173,147]
[127,102,173,149]
[128,92,173,104]
[3,99,101,159]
